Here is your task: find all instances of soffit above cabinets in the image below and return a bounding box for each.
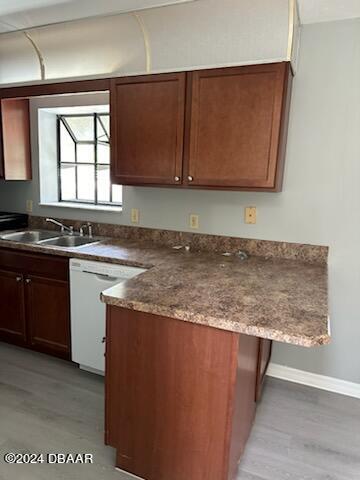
[0,0,196,33]
[0,0,299,86]
[298,0,360,25]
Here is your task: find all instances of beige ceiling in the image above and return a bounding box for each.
[0,0,195,33]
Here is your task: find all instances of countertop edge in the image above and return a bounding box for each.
[100,293,331,348]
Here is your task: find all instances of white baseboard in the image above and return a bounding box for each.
[267,363,360,399]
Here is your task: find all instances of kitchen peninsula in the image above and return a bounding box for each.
[0,220,329,480]
[101,244,329,480]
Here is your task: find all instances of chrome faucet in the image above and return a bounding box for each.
[79,222,93,238]
[46,218,74,235]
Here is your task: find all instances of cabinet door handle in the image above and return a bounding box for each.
[102,337,106,343]
[188,175,193,182]
[16,276,22,282]
[174,176,181,182]
[25,278,31,284]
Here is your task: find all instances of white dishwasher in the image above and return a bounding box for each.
[70,258,146,374]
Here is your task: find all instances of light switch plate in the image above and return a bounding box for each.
[245,207,256,224]
[189,214,199,229]
[131,208,139,224]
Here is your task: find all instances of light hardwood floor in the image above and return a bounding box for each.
[0,343,359,480]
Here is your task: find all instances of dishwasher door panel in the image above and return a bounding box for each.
[70,269,121,374]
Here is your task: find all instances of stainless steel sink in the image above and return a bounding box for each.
[39,235,99,248]
[0,229,100,248]
[1,230,59,243]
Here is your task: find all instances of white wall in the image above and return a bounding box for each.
[0,19,359,383]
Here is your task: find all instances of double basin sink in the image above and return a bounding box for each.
[0,230,99,248]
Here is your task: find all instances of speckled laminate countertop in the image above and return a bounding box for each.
[0,231,329,347]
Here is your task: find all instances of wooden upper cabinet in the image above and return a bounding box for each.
[110,73,185,185]
[185,63,292,190]
[0,98,32,181]
[109,63,292,190]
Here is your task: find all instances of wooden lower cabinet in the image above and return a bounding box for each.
[105,306,264,480]
[26,275,70,359]
[0,269,26,346]
[0,249,70,359]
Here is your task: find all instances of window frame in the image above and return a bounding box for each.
[57,112,120,206]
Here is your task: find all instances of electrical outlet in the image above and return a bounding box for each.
[189,214,199,229]
[131,208,139,224]
[245,207,256,224]
[26,200,33,213]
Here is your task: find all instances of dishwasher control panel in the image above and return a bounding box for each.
[70,258,147,279]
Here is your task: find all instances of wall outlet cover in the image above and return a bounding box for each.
[245,207,256,224]
[189,214,199,229]
[131,208,140,224]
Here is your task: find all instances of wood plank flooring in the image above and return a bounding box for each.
[0,343,359,480]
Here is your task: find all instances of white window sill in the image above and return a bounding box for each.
[39,202,122,213]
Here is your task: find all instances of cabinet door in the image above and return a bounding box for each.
[185,63,292,190]
[0,269,26,345]
[25,275,70,360]
[0,99,32,180]
[255,338,273,401]
[110,73,185,185]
